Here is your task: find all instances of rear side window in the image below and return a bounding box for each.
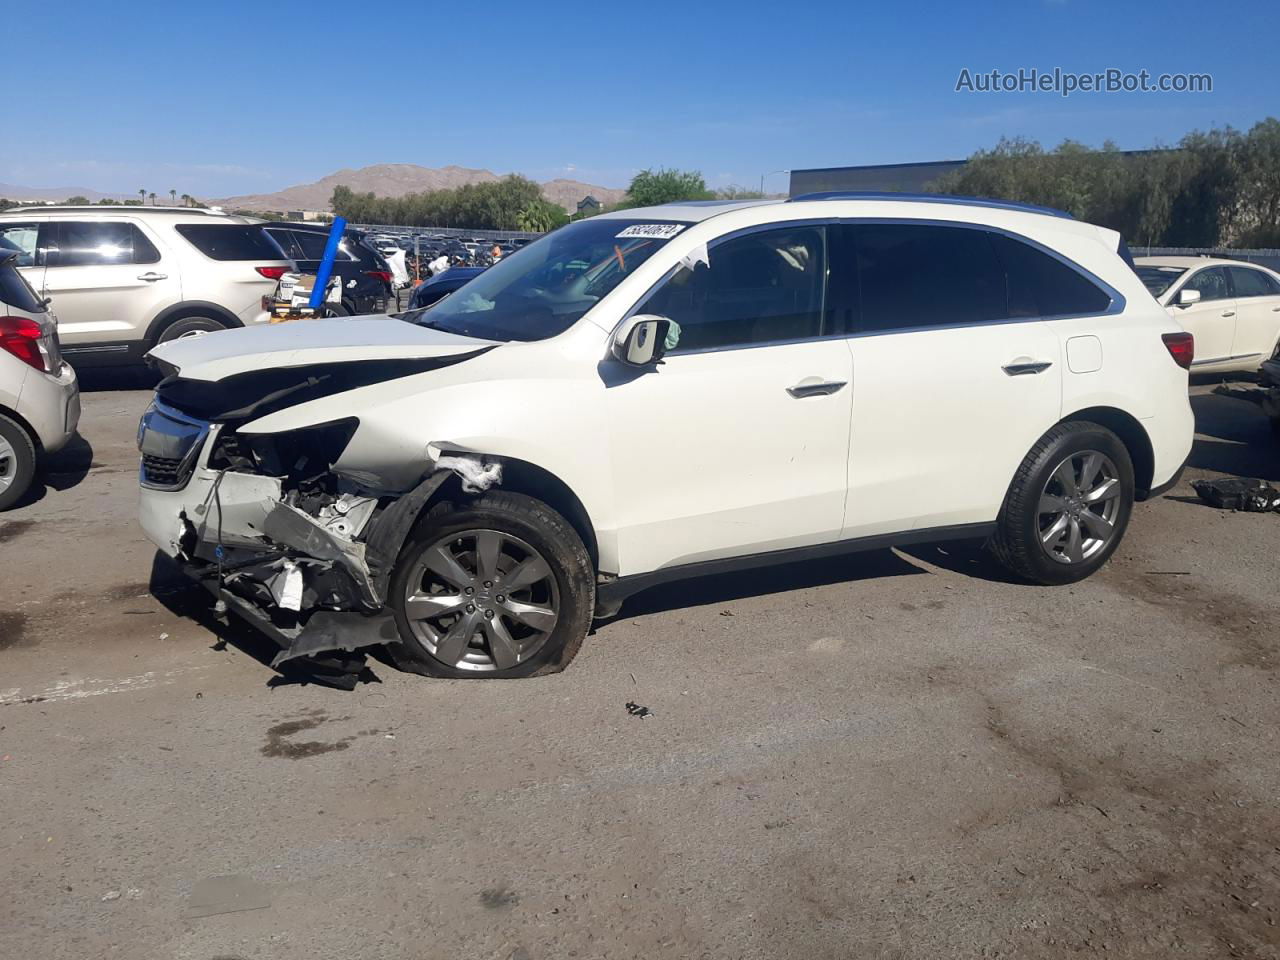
[990,233,1113,318]
[1229,266,1278,298]
[848,223,1005,332]
[265,228,303,260]
[175,224,281,261]
[52,221,160,267]
[292,230,355,261]
[0,261,46,313]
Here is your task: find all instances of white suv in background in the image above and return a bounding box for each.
[0,207,289,367]
[1135,255,1280,375]
[137,194,1195,680]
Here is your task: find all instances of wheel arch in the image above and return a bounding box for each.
[427,457,601,572]
[144,301,243,345]
[0,402,43,455]
[1060,406,1156,500]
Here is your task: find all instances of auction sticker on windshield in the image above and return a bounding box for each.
[616,224,686,240]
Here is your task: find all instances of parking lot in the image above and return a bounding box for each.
[1,376,1277,959]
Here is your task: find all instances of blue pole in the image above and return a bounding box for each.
[308,216,347,310]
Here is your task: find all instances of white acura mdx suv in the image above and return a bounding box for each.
[137,194,1195,679]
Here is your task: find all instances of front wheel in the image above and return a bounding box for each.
[988,422,1135,585]
[385,492,595,678]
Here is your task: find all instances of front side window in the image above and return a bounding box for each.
[1180,267,1231,302]
[406,218,686,342]
[849,223,1005,333]
[1228,266,1277,299]
[638,226,826,351]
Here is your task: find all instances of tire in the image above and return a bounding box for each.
[385,491,595,679]
[988,421,1135,585]
[0,414,37,511]
[320,303,350,318]
[156,315,229,344]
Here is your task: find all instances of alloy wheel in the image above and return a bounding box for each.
[0,434,14,493]
[402,529,560,672]
[1037,450,1123,565]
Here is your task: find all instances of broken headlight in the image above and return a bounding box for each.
[209,418,358,479]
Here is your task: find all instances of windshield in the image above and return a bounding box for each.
[1135,265,1187,298]
[400,218,688,341]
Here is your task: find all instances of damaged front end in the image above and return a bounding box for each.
[137,357,500,682]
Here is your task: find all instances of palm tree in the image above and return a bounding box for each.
[180,193,192,208]
[169,189,177,206]
[138,188,146,205]
[148,192,157,206]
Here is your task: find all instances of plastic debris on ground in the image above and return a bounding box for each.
[1191,477,1280,513]
[624,701,653,719]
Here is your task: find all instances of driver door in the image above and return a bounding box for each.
[604,224,853,575]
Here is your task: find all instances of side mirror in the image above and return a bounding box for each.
[611,314,671,367]
[1177,288,1201,307]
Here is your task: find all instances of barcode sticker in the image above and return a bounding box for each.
[616,224,686,240]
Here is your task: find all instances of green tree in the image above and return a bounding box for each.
[148,192,157,206]
[623,168,713,207]
[516,197,569,232]
[65,195,90,205]
[169,189,177,206]
[138,188,147,204]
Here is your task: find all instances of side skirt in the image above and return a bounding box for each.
[594,522,996,617]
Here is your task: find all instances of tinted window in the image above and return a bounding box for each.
[265,228,302,260]
[991,233,1113,317]
[1181,267,1230,302]
[55,221,134,266]
[0,261,46,313]
[639,226,826,351]
[850,223,1004,332]
[290,230,356,261]
[175,224,281,261]
[131,224,161,264]
[1135,265,1186,298]
[0,222,44,267]
[1229,266,1276,298]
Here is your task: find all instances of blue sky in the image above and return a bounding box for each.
[6,0,1276,198]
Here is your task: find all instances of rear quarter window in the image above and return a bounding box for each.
[174,224,282,261]
[0,261,47,313]
[990,233,1113,318]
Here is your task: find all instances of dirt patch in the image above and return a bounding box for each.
[1106,572,1276,671]
[261,714,357,760]
[479,886,519,909]
[0,519,35,545]
[0,611,31,650]
[103,582,155,603]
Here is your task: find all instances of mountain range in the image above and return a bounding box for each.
[211,164,627,214]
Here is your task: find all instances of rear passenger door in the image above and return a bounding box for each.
[41,219,180,356]
[835,222,1064,538]
[1227,266,1280,364]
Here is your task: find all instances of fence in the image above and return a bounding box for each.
[1133,246,1280,271]
[350,223,544,243]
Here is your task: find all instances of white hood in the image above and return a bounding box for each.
[148,314,496,382]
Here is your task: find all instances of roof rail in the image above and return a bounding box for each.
[4,204,229,216]
[786,191,1073,220]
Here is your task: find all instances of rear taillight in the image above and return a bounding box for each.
[1162,332,1194,370]
[256,266,289,280]
[365,270,393,284]
[0,316,57,373]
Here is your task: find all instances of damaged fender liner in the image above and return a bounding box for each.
[197,470,457,667]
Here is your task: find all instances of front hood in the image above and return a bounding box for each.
[148,314,495,382]
[150,315,498,423]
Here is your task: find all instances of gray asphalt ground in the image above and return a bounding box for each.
[1,374,1278,960]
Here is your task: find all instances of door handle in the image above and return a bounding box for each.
[1002,360,1053,376]
[1221,310,1235,317]
[786,380,847,398]
[137,272,168,281]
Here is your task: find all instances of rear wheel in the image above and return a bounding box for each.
[156,315,228,344]
[988,422,1134,585]
[0,414,37,511]
[386,492,595,679]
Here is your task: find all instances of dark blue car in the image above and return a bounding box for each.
[405,267,485,310]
